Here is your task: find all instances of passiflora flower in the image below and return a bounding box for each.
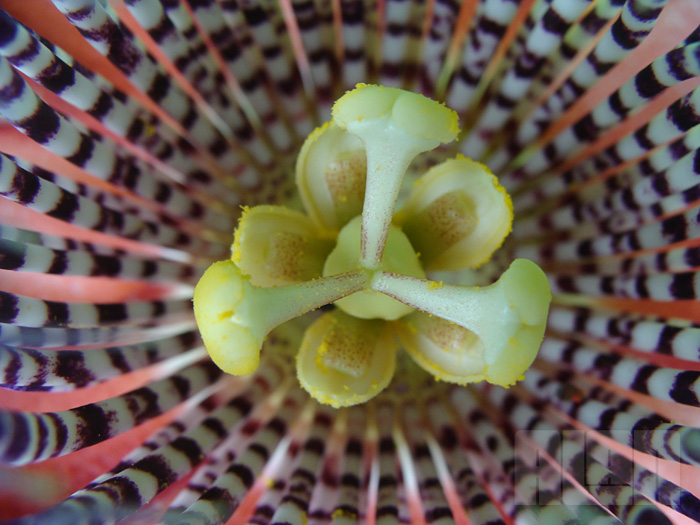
[0,0,700,524]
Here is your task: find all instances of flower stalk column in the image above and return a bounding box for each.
[331,84,460,269]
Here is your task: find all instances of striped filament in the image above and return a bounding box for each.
[1,0,700,524]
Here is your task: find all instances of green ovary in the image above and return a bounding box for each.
[323,216,425,321]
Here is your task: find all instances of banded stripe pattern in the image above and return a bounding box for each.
[487,385,700,522]
[0,359,222,466]
[0,332,201,391]
[2,0,700,524]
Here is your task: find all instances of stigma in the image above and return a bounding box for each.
[193,84,552,407]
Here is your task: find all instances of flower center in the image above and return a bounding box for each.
[323,216,425,321]
[193,84,552,408]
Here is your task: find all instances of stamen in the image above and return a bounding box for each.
[231,205,334,286]
[193,260,368,376]
[370,259,552,387]
[295,122,367,233]
[332,84,460,269]
[296,310,397,407]
[323,216,425,320]
[395,156,513,270]
[396,313,487,384]
[193,85,546,401]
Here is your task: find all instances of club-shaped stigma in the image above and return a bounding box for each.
[332,84,459,269]
[371,259,552,387]
[193,260,368,376]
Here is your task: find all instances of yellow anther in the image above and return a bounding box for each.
[231,205,333,286]
[296,122,367,233]
[397,157,512,271]
[297,310,397,408]
[397,313,486,384]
